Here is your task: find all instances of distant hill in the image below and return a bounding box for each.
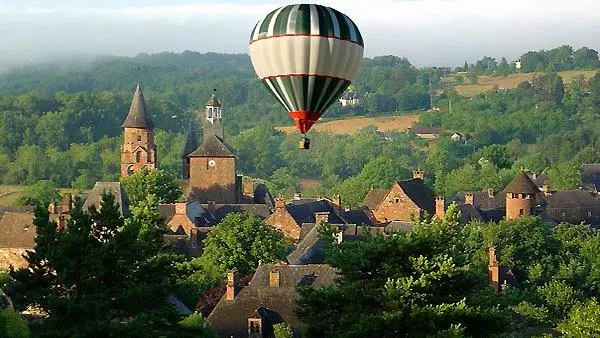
[451,70,599,97]
[276,114,420,135]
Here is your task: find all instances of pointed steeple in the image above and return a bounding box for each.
[180,118,200,158]
[122,83,154,129]
[207,88,221,107]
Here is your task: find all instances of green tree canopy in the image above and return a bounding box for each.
[121,167,182,206]
[16,180,60,207]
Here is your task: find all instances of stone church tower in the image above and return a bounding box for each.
[120,83,157,177]
[182,90,238,203]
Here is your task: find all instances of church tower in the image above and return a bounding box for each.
[187,90,238,204]
[121,83,157,177]
[180,118,199,179]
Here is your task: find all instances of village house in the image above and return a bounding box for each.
[208,264,337,338]
[409,126,442,139]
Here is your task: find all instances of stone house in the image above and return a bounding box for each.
[208,264,337,338]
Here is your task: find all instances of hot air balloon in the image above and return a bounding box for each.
[249,4,364,149]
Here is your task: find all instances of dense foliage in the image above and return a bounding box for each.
[120,167,183,206]
[8,194,192,337]
[297,207,600,337]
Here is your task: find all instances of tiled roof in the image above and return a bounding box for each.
[362,189,389,210]
[188,133,235,158]
[545,190,600,225]
[83,182,131,217]
[342,207,375,226]
[206,90,221,107]
[122,83,154,129]
[0,211,35,249]
[410,126,442,134]
[286,199,346,225]
[505,171,539,194]
[208,264,337,337]
[581,164,600,188]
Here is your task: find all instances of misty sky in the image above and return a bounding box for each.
[1,0,600,67]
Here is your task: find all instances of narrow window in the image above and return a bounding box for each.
[519,208,524,215]
[248,318,262,335]
[137,135,142,141]
[136,151,142,163]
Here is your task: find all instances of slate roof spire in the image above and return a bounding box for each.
[505,171,539,194]
[207,88,221,107]
[180,118,200,158]
[122,83,154,129]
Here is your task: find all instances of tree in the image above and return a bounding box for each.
[9,193,186,337]
[0,310,29,338]
[296,207,509,337]
[199,212,289,276]
[178,313,218,338]
[121,167,182,206]
[547,161,581,190]
[558,299,600,337]
[273,323,293,338]
[16,180,60,207]
[267,167,300,198]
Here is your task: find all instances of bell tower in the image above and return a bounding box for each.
[203,89,224,139]
[121,83,157,177]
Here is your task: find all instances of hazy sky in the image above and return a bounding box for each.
[1,0,600,67]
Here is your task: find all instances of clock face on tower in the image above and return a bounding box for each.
[208,159,216,167]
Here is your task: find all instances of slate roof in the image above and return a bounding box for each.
[342,207,375,226]
[206,90,221,107]
[198,204,272,226]
[286,199,346,225]
[122,83,154,129]
[505,171,539,194]
[83,182,131,217]
[208,264,337,338]
[581,164,600,189]
[410,126,442,134]
[544,190,600,225]
[362,189,389,210]
[528,172,549,188]
[397,178,436,213]
[179,118,200,158]
[188,133,235,158]
[0,211,36,248]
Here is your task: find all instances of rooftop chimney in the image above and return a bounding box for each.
[48,201,58,214]
[435,196,445,219]
[542,185,554,196]
[412,170,425,180]
[487,188,494,198]
[226,270,238,301]
[465,193,474,205]
[269,271,280,287]
[293,192,302,200]
[315,212,330,224]
[274,198,286,209]
[206,201,216,214]
[333,195,342,207]
[61,193,73,213]
[174,202,187,215]
[488,247,501,293]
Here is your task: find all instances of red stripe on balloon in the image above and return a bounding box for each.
[249,33,364,47]
[289,110,322,134]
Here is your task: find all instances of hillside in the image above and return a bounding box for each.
[276,114,420,135]
[452,70,599,97]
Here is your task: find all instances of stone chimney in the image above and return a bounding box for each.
[48,201,59,214]
[269,271,280,287]
[60,193,73,213]
[274,198,286,209]
[542,185,554,196]
[532,172,538,180]
[488,247,501,293]
[206,201,216,215]
[333,195,342,207]
[226,270,238,301]
[58,215,67,231]
[175,203,187,215]
[465,193,474,205]
[293,192,302,200]
[412,170,425,180]
[315,212,330,224]
[487,188,494,198]
[435,196,445,219]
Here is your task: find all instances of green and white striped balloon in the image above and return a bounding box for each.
[249,4,364,134]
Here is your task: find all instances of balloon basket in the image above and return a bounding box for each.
[299,137,310,149]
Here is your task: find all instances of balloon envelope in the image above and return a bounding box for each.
[249,4,364,134]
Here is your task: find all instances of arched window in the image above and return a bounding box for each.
[208,107,213,118]
[137,135,142,142]
[127,165,135,175]
[136,151,142,163]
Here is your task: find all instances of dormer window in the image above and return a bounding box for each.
[248,318,262,336]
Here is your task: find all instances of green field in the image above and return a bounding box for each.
[0,185,81,208]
